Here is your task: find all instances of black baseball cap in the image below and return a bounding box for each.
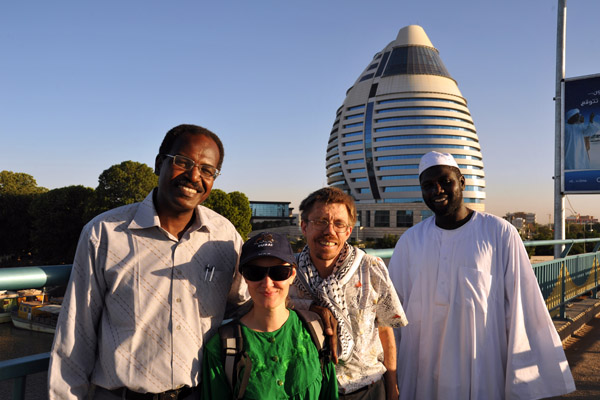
[239,232,296,269]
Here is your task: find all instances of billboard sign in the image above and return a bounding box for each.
[563,74,600,193]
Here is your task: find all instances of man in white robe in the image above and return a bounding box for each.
[564,108,597,170]
[388,151,575,400]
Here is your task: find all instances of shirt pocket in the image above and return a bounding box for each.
[456,267,492,313]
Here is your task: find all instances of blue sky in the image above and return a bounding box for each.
[2,0,599,222]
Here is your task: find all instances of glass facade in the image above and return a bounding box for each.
[324,25,485,237]
[250,202,290,218]
[396,210,413,227]
[383,46,451,78]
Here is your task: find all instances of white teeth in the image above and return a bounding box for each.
[181,186,197,194]
[319,240,335,246]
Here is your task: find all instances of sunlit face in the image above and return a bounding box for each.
[242,256,296,311]
[301,202,353,270]
[154,133,219,217]
[419,165,465,218]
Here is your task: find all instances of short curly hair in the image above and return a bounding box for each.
[158,124,224,170]
[299,187,356,225]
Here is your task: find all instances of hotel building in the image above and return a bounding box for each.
[326,25,486,239]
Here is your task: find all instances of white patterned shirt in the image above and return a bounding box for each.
[48,191,250,399]
[290,248,408,394]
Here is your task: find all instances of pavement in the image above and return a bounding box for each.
[549,295,600,399]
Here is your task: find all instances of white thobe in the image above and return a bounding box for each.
[389,211,575,400]
[564,122,597,170]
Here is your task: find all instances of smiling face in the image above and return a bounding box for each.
[154,133,220,219]
[420,165,466,220]
[301,201,353,273]
[244,256,296,311]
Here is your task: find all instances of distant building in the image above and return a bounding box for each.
[325,25,485,239]
[505,212,536,226]
[249,201,296,230]
[566,214,598,224]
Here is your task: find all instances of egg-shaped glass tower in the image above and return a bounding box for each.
[326,25,485,238]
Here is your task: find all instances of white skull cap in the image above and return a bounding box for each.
[418,151,460,176]
[566,108,580,120]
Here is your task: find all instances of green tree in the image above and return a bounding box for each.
[374,234,399,249]
[203,189,252,240]
[90,161,157,218]
[0,170,47,195]
[29,185,95,264]
[0,171,47,265]
[0,193,36,265]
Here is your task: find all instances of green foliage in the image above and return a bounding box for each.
[373,234,399,249]
[0,170,47,195]
[203,189,252,240]
[90,161,157,218]
[0,193,36,265]
[29,185,95,264]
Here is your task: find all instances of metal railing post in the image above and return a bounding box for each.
[12,376,26,400]
[560,260,566,319]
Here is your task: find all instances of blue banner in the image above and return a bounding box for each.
[563,74,600,193]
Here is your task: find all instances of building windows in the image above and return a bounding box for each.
[343,140,363,147]
[377,154,422,161]
[378,165,419,171]
[353,177,368,182]
[374,134,477,142]
[384,186,421,192]
[349,168,366,173]
[421,210,434,219]
[365,210,371,227]
[343,131,363,138]
[374,210,390,227]
[396,210,413,227]
[344,122,364,129]
[378,98,464,106]
[380,175,419,180]
[376,144,480,152]
[375,125,475,134]
[347,159,363,164]
[348,105,366,111]
[346,114,364,120]
[358,188,371,194]
[382,46,451,78]
[345,150,364,156]
[377,106,470,115]
[359,73,375,82]
[376,116,469,123]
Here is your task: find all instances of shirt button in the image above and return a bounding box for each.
[276,379,283,386]
[176,325,181,330]
[271,356,279,362]
[268,337,275,343]
[175,298,182,303]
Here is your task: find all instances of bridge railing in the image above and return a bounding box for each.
[1,239,599,400]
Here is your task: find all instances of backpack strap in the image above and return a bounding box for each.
[219,320,252,399]
[295,309,327,354]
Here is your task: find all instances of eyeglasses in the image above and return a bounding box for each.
[307,219,350,233]
[241,265,294,282]
[162,154,220,179]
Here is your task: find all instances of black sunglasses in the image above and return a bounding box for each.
[241,265,294,282]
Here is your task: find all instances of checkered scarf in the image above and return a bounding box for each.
[295,243,363,362]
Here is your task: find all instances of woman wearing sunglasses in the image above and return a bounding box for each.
[201,232,338,400]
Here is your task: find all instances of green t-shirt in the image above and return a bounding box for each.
[201,310,338,399]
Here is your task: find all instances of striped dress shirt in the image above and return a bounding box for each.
[48,191,249,399]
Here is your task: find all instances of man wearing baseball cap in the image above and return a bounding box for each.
[388,151,575,399]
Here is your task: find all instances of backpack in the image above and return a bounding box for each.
[218,309,329,399]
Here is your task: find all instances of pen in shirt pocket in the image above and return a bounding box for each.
[204,265,215,281]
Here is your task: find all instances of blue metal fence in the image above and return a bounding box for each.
[1,238,599,400]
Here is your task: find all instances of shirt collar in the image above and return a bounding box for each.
[128,189,215,233]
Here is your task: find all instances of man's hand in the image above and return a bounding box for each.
[309,304,339,364]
